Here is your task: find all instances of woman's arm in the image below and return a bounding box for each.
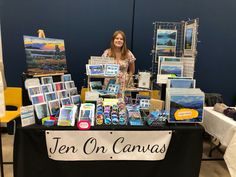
[129,61,135,75]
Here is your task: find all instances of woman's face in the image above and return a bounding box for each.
[113,33,124,48]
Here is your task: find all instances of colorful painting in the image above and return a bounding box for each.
[23,35,67,75]
[184,28,193,49]
[160,65,183,77]
[168,79,195,88]
[34,102,49,119]
[156,29,177,56]
[169,95,204,123]
[48,100,60,115]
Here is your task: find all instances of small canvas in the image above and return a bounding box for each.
[41,84,53,93]
[71,95,81,105]
[61,97,72,106]
[53,82,65,91]
[64,81,75,89]
[57,89,69,99]
[89,81,103,91]
[28,86,42,99]
[68,87,78,96]
[58,105,77,126]
[160,62,183,77]
[23,35,67,75]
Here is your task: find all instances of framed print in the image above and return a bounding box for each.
[64,81,75,89]
[61,74,71,82]
[45,92,57,102]
[53,82,65,91]
[41,84,53,93]
[71,95,81,105]
[48,99,60,115]
[68,87,78,96]
[89,81,103,91]
[160,62,183,77]
[41,76,53,85]
[156,29,177,56]
[61,97,72,106]
[31,94,45,104]
[23,35,67,75]
[34,102,49,119]
[57,89,70,99]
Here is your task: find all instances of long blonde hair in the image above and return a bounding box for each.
[109,30,128,60]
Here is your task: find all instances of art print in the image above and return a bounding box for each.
[41,76,53,85]
[61,74,71,82]
[71,95,81,105]
[107,84,120,94]
[53,82,65,91]
[86,64,104,75]
[57,90,69,99]
[69,88,78,96]
[48,99,60,115]
[104,64,119,76]
[41,84,53,93]
[34,102,49,119]
[58,105,77,126]
[31,94,45,104]
[156,29,177,56]
[61,97,72,106]
[45,92,57,102]
[24,78,40,89]
[90,81,103,91]
[20,105,35,126]
[167,79,196,88]
[23,35,67,75]
[65,81,75,89]
[160,64,183,77]
[28,86,42,98]
[157,56,181,74]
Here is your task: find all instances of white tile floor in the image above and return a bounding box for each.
[0,133,231,177]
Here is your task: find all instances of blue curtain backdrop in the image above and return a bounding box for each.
[1,0,236,105]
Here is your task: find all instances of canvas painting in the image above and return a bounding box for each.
[156,29,177,56]
[169,95,204,123]
[23,35,67,75]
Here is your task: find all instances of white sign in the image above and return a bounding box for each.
[45,130,172,161]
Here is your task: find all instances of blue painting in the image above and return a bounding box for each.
[185,28,193,49]
[160,65,183,77]
[169,79,195,88]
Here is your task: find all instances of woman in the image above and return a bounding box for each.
[102,30,136,90]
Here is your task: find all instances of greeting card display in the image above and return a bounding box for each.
[23,35,67,75]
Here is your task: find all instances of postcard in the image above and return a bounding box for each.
[48,99,60,115]
[41,84,53,93]
[156,29,177,56]
[34,102,49,119]
[20,105,35,127]
[61,74,71,82]
[45,92,57,102]
[23,35,67,75]
[71,95,81,105]
[53,82,65,91]
[31,94,45,104]
[41,76,53,85]
[64,81,75,89]
[57,89,69,99]
[60,97,72,106]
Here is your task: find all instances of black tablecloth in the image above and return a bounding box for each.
[14,124,203,177]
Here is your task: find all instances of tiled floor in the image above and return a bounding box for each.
[0,133,231,177]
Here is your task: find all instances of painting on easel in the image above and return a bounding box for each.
[23,35,68,75]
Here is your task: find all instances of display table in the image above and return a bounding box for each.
[13,124,203,177]
[203,107,236,177]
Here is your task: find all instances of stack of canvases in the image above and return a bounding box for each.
[165,78,205,123]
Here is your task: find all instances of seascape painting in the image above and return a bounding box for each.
[168,79,195,88]
[156,29,177,56]
[23,35,67,75]
[169,95,204,123]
